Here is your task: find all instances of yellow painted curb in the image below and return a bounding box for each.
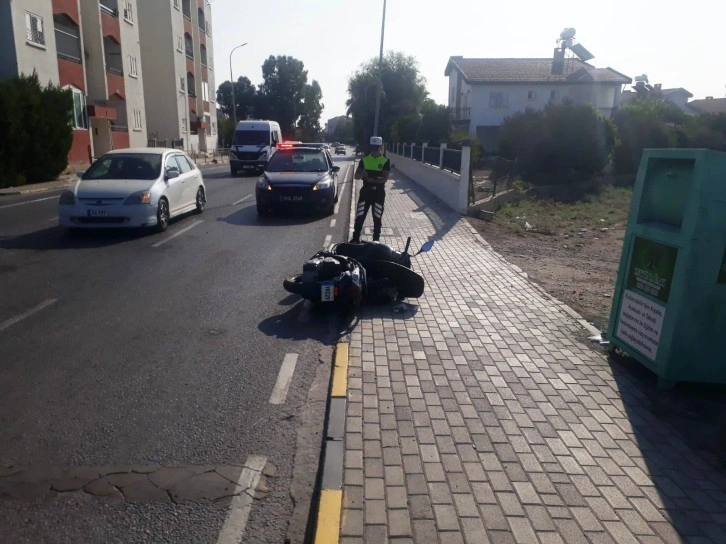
[314,489,343,544]
[331,342,349,398]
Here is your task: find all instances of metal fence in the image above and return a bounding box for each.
[412,146,423,162]
[442,148,462,174]
[423,146,439,166]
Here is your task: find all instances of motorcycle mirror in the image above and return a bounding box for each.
[415,240,435,255]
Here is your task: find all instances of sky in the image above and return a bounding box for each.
[209,0,724,125]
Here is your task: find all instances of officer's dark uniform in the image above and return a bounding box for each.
[351,152,390,242]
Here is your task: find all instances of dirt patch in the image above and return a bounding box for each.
[468,186,632,332]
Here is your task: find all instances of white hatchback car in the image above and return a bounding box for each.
[59,148,206,232]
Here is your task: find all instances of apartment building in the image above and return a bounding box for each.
[0,0,90,166]
[0,0,148,166]
[138,0,218,153]
[80,0,147,155]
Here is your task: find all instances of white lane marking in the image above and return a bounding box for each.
[330,218,337,228]
[333,163,351,215]
[269,353,299,405]
[0,299,57,333]
[232,194,253,206]
[215,455,267,544]
[0,195,59,210]
[151,220,203,248]
[323,234,332,248]
[48,217,58,223]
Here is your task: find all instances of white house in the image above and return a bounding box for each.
[445,56,632,151]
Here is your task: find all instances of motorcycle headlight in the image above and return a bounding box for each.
[124,191,152,205]
[59,190,75,205]
[313,178,332,191]
[256,176,272,190]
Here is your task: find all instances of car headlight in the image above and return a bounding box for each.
[313,178,333,191]
[59,190,75,205]
[124,191,152,205]
[256,176,272,190]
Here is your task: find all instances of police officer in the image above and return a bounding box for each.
[351,136,390,242]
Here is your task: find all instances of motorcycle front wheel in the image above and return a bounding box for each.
[283,275,305,296]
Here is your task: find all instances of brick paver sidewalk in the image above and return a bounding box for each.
[339,171,726,543]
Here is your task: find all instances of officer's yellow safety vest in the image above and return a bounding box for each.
[362,155,388,177]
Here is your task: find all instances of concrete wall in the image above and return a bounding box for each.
[80,1,106,102]
[202,0,217,150]
[118,0,146,147]
[388,152,468,214]
[6,0,60,86]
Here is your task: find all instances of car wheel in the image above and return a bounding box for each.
[195,187,206,214]
[333,183,339,203]
[156,198,170,232]
[256,202,270,216]
[230,168,237,176]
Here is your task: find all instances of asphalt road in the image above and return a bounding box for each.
[0,155,357,543]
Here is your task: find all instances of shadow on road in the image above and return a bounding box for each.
[218,207,326,227]
[0,226,144,251]
[257,300,330,341]
[608,352,726,540]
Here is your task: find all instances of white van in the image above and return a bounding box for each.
[229,120,283,175]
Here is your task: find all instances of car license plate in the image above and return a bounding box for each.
[87,209,107,217]
[320,281,335,302]
[243,165,254,169]
[280,196,303,202]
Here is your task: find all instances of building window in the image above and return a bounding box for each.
[103,36,123,74]
[212,121,216,135]
[54,14,81,62]
[184,33,193,58]
[527,90,536,100]
[176,34,183,52]
[181,117,187,133]
[128,55,138,77]
[179,76,186,93]
[173,0,180,9]
[200,44,207,66]
[197,8,205,31]
[202,81,209,101]
[206,21,211,36]
[132,109,142,130]
[182,0,191,18]
[123,1,134,23]
[489,91,509,109]
[70,88,87,129]
[25,12,46,47]
[187,73,195,97]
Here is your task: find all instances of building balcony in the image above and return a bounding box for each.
[190,119,209,132]
[449,106,471,121]
[87,104,117,120]
[106,69,125,100]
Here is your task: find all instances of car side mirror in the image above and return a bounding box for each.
[166,168,180,180]
[332,165,340,172]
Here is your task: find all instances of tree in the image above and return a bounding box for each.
[258,55,312,137]
[298,80,324,141]
[418,98,451,145]
[216,76,257,121]
[347,52,428,146]
[498,102,614,184]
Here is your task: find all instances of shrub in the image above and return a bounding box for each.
[497,103,613,185]
[0,73,72,187]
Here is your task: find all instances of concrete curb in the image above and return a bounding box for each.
[312,342,349,544]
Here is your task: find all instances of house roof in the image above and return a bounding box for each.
[687,97,726,114]
[661,87,693,98]
[445,57,632,85]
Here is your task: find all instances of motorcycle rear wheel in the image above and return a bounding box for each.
[283,275,305,295]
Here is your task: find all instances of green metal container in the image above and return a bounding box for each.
[607,149,726,386]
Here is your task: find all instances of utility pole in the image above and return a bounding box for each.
[373,0,387,137]
[229,42,248,128]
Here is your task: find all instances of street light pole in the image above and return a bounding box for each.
[373,0,387,137]
[229,42,248,129]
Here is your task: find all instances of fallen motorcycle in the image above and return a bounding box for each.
[282,237,434,309]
